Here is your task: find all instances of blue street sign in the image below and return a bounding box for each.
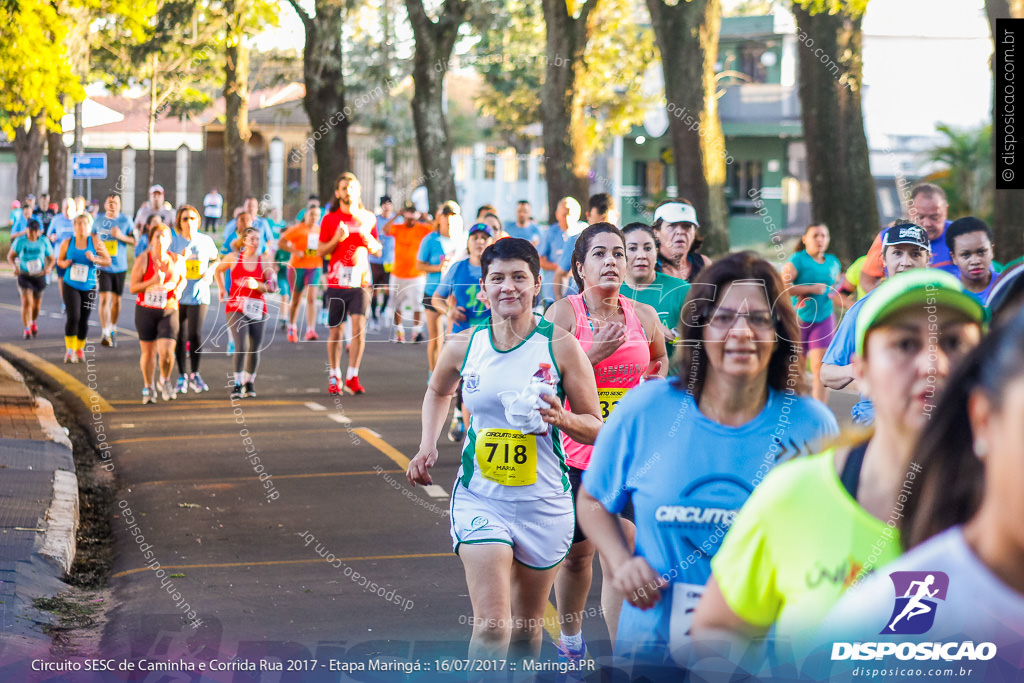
[72,153,107,180]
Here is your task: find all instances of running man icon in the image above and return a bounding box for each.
[882,571,949,635]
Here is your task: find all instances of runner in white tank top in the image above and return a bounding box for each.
[407,238,602,663]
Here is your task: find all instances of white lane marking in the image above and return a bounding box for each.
[304,402,327,412]
[328,413,352,425]
[423,484,449,498]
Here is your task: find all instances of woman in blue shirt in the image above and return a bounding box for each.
[781,224,842,403]
[57,214,111,363]
[7,220,55,338]
[576,252,838,675]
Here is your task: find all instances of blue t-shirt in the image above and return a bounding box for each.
[504,221,542,245]
[222,216,272,254]
[373,216,396,266]
[417,231,452,296]
[11,235,53,273]
[539,224,569,302]
[93,214,134,273]
[10,212,28,237]
[788,251,842,324]
[62,236,99,291]
[822,291,876,424]
[434,257,489,333]
[583,380,838,661]
[176,232,220,306]
[47,215,76,245]
[557,231,584,297]
[966,267,999,306]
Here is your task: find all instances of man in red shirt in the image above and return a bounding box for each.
[318,172,381,395]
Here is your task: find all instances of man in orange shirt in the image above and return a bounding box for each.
[279,205,324,342]
[385,201,433,342]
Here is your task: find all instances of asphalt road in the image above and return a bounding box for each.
[0,273,616,681]
[0,271,857,681]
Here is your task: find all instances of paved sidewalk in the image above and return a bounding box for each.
[0,355,79,663]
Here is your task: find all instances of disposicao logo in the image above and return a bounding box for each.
[831,570,997,663]
[882,571,948,635]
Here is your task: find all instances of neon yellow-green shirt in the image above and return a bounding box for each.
[711,450,902,640]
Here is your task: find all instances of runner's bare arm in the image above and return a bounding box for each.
[407,331,472,486]
[691,576,768,639]
[542,332,602,445]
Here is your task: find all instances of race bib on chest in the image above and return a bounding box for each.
[330,263,357,288]
[69,263,89,282]
[306,232,319,258]
[597,387,628,421]
[24,259,43,275]
[475,429,538,486]
[144,286,167,308]
[241,296,264,320]
[668,582,704,656]
[186,259,202,279]
[104,240,118,257]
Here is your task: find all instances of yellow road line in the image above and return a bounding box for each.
[353,427,410,469]
[0,342,114,413]
[135,469,403,487]
[112,552,452,579]
[108,428,355,447]
[542,601,562,642]
[109,399,305,408]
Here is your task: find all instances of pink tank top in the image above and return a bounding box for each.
[563,294,651,470]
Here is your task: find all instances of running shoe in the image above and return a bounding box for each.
[391,329,405,343]
[158,380,173,401]
[555,635,587,669]
[141,387,156,405]
[30,322,38,337]
[287,325,298,343]
[344,376,365,395]
[243,381,256,398]
[413,331,425,343]
[64,351,75,364]
[304,329,319,341]
[230,383,243,399]
[175,375,189,395]
[76,349,86,363]
[447,414,465,443]
[327,376,340,395]
[101,334,112,347]
[189,374,209,393]
[109,330,117,347]
[24,328,31,340]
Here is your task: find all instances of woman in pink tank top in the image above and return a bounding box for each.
[543,222,668,655]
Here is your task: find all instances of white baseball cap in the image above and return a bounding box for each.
[654,202,699,227]
[149,184,165,194]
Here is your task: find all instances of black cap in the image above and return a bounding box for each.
[882,223,930,251]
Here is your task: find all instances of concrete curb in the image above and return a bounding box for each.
[39,470,80,576]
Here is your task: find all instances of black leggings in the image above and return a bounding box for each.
[227,311,265,376]
[176,304,209,374]
[63,286,96,340]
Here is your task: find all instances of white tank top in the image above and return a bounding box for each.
[458,317,570,501]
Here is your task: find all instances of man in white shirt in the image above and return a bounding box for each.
[202,187,223,233]
[134,184,175,233]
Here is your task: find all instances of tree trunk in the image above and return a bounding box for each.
[224,0,252,214]
[986,0,1024,261]
[646,0,729,255]
[792,3,877,264]
[48,129,69,206]
[148,55,157,190]
[540,0,595,220]
[13,115,45,200]
[406,0,467,209]
[296,0,352,206]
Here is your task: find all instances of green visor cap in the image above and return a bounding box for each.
[855,269,988,357]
